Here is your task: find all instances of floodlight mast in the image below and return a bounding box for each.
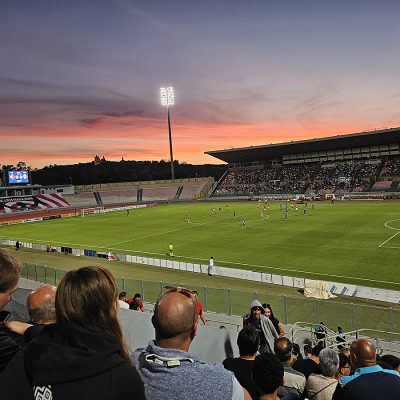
[160,87,175,181]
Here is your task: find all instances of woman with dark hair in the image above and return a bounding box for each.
[262,303,285,337]
[1,266,145,400]
[0,249,21,372]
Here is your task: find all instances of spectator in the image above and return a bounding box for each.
[223,326,259,399]
[2,266,145,400]
[134,287,251,400]
[128,293,144,312]
[291,343,301,363]
[0,285,56,399]
[118,291,129,309]
[336,327,346,344]
[379,354,400,372]
[252,351,299,400]
[332,339,400,400]
[27,285,57,324]
[315,321,327,344]
[274,337,306,398]
[306,348,339,400]
[335,353,351,380]
[262,303,285,336]
[243,300,278,353]
[0,249,21,372]
[339,347,350,359]
[193,290,207,325]
[293,343,323,379]
[129,299,141,311]
[304,344,312,359]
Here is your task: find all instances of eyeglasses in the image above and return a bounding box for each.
[252,307,262,311]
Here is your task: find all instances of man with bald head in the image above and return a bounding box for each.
[134,288,251,400]
[332,339,400,399]
[27,285,57,324]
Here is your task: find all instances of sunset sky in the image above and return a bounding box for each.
[1,0,400,168]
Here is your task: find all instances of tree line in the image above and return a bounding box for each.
[31,160,227,186]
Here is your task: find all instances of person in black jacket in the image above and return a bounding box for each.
[0,249,21,372]
[0,266,145,400]
[223,326,260,399]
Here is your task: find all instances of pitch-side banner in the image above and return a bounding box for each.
[0,194,70,213]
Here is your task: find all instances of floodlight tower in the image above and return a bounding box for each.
[160,86,175,181]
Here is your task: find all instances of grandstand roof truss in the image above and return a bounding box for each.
[205,127,400,164]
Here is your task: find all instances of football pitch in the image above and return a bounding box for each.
[1,200,400,291]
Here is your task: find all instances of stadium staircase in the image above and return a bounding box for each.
[137,189,143,202]
[389,181,399,191]
[376,161,385,179]
[93,192,103,206]
[209,170,229,197]
[174,186,183,199]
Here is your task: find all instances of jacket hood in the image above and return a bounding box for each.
[248,299,265,315]
[134,340,200,373]
[24,322,126,385]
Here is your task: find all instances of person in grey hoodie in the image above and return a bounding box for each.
[243,300,279,353]
[134,287,251,400]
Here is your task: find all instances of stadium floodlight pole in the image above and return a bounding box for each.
[160,86,175,181]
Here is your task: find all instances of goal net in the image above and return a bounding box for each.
[80,207,105,217]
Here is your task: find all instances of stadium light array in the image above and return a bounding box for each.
[160,87,175,107]
[160,86,175,180]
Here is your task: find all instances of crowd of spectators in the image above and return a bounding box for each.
[215,167,281,195]
[380,158,400,177]
[1,248,400,399]
[215,158,400,195]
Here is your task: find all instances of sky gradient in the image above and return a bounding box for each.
[1,0,400,168]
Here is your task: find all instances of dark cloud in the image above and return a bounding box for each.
[81,110,145,127]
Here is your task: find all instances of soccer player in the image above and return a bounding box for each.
[185,214,190,224]
[285,210,289,220]
[169,243,174,257]
[126,209,130,216]
[233,211,236,220]
[242,217,247,227]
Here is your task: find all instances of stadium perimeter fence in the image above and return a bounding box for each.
[22,262,399,340]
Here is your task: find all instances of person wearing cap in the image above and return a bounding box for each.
[118,291,129,309]
[243,300,278,353]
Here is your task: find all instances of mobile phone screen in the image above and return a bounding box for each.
[0,311,11,322]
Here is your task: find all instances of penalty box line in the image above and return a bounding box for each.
[379,230,400,248]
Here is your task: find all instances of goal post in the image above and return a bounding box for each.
[80,206,105,217]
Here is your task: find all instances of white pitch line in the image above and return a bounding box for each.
[379,230,400,248]
[2,236,398,287]
[105,219,218,247]
[89,246,400,287]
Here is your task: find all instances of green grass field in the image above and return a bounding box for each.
[1,200,400,291]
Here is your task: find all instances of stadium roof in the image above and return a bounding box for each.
[205,127,400,164]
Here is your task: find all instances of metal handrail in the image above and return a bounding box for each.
[289,321,336,345]
[290,323,400,355]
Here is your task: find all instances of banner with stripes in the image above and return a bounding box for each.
[0,193,70,213]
